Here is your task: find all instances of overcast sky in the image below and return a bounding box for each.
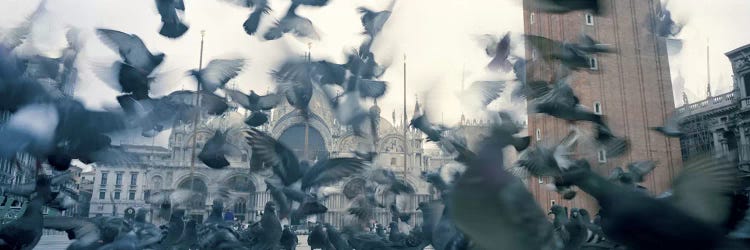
[1,0,749,148]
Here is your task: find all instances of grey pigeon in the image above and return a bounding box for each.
[189,58,245,93]
[0,176,54,250]
[280,225,298,250]
[155,0,189,38]
[198,129,241,169]
[562,154,739,250]
[651,111,685,137]
[450,140,557,250]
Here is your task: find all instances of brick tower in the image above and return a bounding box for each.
[523,0,683,213]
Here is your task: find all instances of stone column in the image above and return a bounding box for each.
[713,130,723,154]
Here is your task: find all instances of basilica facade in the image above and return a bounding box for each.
[88,89,441,228]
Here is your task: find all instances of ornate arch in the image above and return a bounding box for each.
[271,110,333,149]
[221,173,257,193]
[172,173,210,189]
[377,135,406,153]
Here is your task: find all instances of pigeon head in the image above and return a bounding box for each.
[135,208,148,222]
[570,208,580,218]
[548,204,566,216]
[263,27,283,40]
[35,175,54,201]
[152,53,166,67]
[265,201,277,213]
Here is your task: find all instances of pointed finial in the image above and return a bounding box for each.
[682,91,689,105]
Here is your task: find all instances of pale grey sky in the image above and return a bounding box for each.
[1,0,748,147]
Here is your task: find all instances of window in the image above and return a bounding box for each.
[130,173,138,186]
[115,173,123,186]
[114,191,121,200]
[391,158,397,166]
[144,190,151,201]
[531,49,537,60]
[585,13,594,25]
[99,190,106,200]
[101,173,108,186]
[129,191,136,200]
[530,12,535,24]
[594,102,602,114]
[598,149,607,163]
[744,74,750,97]
[538,177,544,184]
[550,200,556,206]
[589,57,599,70]
[535,128,542,141]
[43,206,49,215]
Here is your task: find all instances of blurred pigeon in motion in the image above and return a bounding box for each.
[484,111,531,152]
[271,59,316,118]
[561,153,741,250]
[263,2,320,41]
[0,175,54,250]
[324,223,352,250]
[189,58,245,93]
[256,201,282,249]
[576,34,614,54]
[95,28,166,100]
[458,80,506,111]
[155,0,189,38]
[477,33,512,71]
[0,103,59,160]
[650,5,683,38]
[221,0,272,36]
[525,35,608,70]
[198,129,242,169]
[607,160,656,189]
[224,89,281,126]
[451,137,558,250]
[410,113,446,142]
[532,79,603,125]
[308,223,334,250]
[280,225,298,250]
[43,216,104,249]
[0,0,47,50]
[225,88,279,122]
[173,219,198,249]
[245,128,302,185]
[358,0,394,38]
[651,111,685,137]
[525,0,603,15]
[595,124,629,158]
[265,179,292,219]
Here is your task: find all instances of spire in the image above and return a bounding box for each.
[682,91,689,105]
[707,40,712,98]
[413,94,421,116]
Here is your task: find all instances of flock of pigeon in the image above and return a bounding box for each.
[0,0,748,249]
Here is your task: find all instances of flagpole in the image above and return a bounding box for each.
[402,54,407,178]
[304,43,311,162]
[189,30,206,216]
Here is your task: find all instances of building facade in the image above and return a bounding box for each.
[677,43,750,192]
[89,89,443,228]
[523,0,682,212]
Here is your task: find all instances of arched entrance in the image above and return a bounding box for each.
[178,177,208,222]
[278,124,329,161]
[226,175,256,222]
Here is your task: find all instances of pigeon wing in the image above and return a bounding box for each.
[668,153,738,226]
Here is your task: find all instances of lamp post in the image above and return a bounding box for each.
[188,30,206,215]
